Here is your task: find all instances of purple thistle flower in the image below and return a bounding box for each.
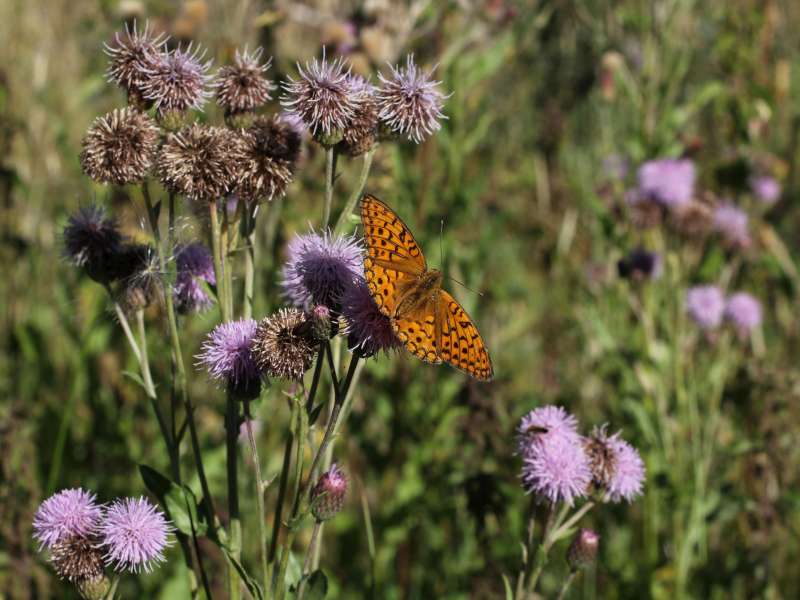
[724,292,762,335]
[637,158,695,208]
[33,488,103,550]
[568,529,600,570]
[341,277,401,356]
[376,55,449,143]
[713,202,750,249]
[174,242,215,314]
[63,205,124,284]
[104,21,168,99]
[280,231,364,310]
[310,463,348,521]
[521,434,591,505]
[141,44,213,115]
[197,319,260,385]
[281,50,358,139]
[517,405,581,457]
[584,426,645,503]
[750,175,781,204]
[686,285,725,330]
[98,497,173,573]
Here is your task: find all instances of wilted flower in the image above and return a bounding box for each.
[280,231,363,310]
[50,535,105,583]
[174,242,215,313]
[750,175,781,204]
[215,47,275,114]
[236,115,302,202]
[80,107,160,185]
[669,199,714,238]
[521,434,591,505]
[281,51,358,142]
[33,488,102,550]
[141,44,213,116]
[63,205,124,284]
[637,158,695,208]
[340,75,379,156]
[376,55,448,143]
[517,405,581,456]
[617,248,662,281]
[686,285,725,330]
[341,278,400,356]
[198,318,260,386]
[625,189,663,229]
[583,426,645,503]
[567,529,600,570]
[104,22,167,101]
[111,244,162,312]
[310,463,348,521]
[157,123,244,201]
[713,202,750,249]
[724,292,762,335]
[252,308,317,381]
[98,497,173,573]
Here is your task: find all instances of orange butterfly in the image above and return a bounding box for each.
[360,194,493,381]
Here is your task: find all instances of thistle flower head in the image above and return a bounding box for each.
[637,158,695,208]
[80,107,160,185]
[252,308,317,381]
[376,55,448,143]
[725,292,762,335]
[713,202,751,249]
[281,51,358,141]
[517,405,581,456]
[750,175,781,204]
[104,22,167,97]
[280,231,364,310]
[157,123,245,201]
[111,244,162,312]
[50,535,105,583]
[617,248,662,281]
[583,426,645,503]
[33,488,102,550]
[98,496,173,573]
[341,278,401,356]
[310,463,348,521]
[63,205,124,284]
[686,285,725,330]
[215,47,275,114]
[141,43,213,115]
[236,115,302,202]
[567,529,600,570]
[340,75,379,156]
[197,319,260,385]
[174,242,215,313]
[669,199,714,238]
[521,434,591,505]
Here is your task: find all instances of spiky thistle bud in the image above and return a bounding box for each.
[310,463,347,521]
[309,304,333,342]
[215,47,276,116]
[567,529,600,571]
[141,43,213,117]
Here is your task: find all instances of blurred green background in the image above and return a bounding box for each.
[2,0,800,598]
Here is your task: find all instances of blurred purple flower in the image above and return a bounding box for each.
[376,55,448,143]
[686,285,725,330]
[33,488,102,550]
[197,319,260,384]
[713,202,750,248]
[517,405,581,457]
[725,292,762,335]
[174,242,215,313]
[341,277,401,356]
[750,175,781,204]
[99,497,173,573]
[280,231,363,310]
[142,44,213,115]
[521,435,591,505]
[63,205,124,284]
[637,158,695,208]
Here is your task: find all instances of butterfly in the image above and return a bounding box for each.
[359,194,493,381]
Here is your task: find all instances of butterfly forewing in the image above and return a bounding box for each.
[437,290,493,380]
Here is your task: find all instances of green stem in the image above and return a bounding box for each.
[226,392,242,600]
[243,204,256,320]
[297,520,322,600]
[556,571,578,600]
[209,199,230,323]
[334,147,376,234]
[103,575,120,600]
[244,404,269,595]
[322,146,337,229]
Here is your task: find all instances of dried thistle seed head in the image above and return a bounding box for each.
[104,21,168,99]
[669,199,714,238]
[215,47,276,114]
[80,107,160,185]
[157,123,245,201]
[63,205,125,284]
[376,55,448,143]
[141,43,213,116]
[252,308,317,381]
[281,51,359,142]
[236,115,302,202]
[339,75,378,157]
[111,244,162,312]
[50,535,105,582]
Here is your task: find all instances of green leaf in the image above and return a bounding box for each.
[302,570,328,600]
[223,549,264,600]
[122,370,147,390]
[139,465,207,537]
[501,574,514,600]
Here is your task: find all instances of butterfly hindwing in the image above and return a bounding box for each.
[437,290,493,381]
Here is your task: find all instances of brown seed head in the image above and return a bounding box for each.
[215,47,276,114]
[252,308,317,380]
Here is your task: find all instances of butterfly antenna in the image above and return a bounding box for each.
[444,275,485,297]
[439,218,445,267]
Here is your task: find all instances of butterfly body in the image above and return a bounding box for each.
[360,194,493,381]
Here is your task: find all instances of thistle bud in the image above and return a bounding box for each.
[567,529,600,571]
[310,305,333,342]
[75,574,112,600]
[310,463,347,521]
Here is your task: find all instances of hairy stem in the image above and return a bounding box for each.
[334,146,376,234]
[297,521,322,600]
[244,404,269,596]
[322,146,337,229]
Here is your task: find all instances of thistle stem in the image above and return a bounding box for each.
[334,146,375,234]
[322,146,337,229]
[297,520,322,600]
[243,204,256,320]
[226,391,242,600]
[556,571,578,600]
[244,403,269,595]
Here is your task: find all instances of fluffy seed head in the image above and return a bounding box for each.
[280,231,364,310]
[141,44,213,115]
[98,497,173,573]
[617,248,662,281]
[724,292,762,335]
[517,405,582,457]
[376,55,448,143]
[521,434,591,505]
[252,308,317,381]
[63,205,124,284]
[104,22,167,98]
[713,202,751,249]
[637,158,695,208]
[33,488,102,550]
[310,463,348,521]
[197,319,260,385]
[567,529,600,570]
[341,278,401,356]
[80,107,160,185]
[157,123,245,201]
[215,47,275,114]
[686,285,725,330]
[750,175,781,204]
[111,244,162,312]
[50,535,105,582]
[281,51,359,140]
[174,242,215,313]
[340,76,379,156]
[236,115,302,202]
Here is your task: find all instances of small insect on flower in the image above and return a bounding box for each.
[174,242,216,313]
[215,47,276,115]
[98,496,174,573]
[686,285,725,330]
[252,308,317,381]
[310,463,348,521]
[724,292,762,337]
[341,278,401,357]
[637,158,696,209]
[80,107,160,185]
[104,21,168,103]
[198,318,260,386]
[63,205,124,284]
[517,405,582,457]
[583,426,646,503]
[33,488,103,550]
[141,43,213,116]
[376,55,449,143]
